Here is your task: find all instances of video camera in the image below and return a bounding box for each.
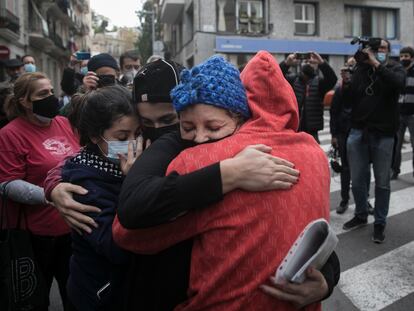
[350,37,382,63]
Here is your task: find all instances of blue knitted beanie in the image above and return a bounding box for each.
[171,55,250,118]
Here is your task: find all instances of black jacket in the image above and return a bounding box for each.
[344,60,406,135]
[399,64,414,115]
[281,61,337,132]
[62,149,130,311]
[60,67,84,96]
[330,82,352,137]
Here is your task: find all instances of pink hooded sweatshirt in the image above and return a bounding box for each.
[113,51,330,310]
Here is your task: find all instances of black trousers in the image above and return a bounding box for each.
[337,132,351,203]
[31,233,72,311]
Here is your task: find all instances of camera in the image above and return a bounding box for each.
[295,52,311,60]
[328,146,342,173]
[350,37,382,63]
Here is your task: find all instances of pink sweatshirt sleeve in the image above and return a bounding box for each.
[44,157,67,201]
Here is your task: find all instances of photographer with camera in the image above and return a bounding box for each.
[342,38,406,243]
[281,52,337,143]
[391,46,414,180]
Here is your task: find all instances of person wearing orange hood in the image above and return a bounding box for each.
[113,51,333,310]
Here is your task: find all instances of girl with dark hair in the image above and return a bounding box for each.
[61,85,141,311]
[0,72,79,310]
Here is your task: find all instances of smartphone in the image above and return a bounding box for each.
[296,52,311,60]
[76,52,91,60]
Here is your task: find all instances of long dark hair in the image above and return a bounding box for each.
[77,85,136,146]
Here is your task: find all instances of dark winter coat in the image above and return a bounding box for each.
[399,64,414,115]
[281,62,337,132]
[344,60,406,135]
[62,149,130,311]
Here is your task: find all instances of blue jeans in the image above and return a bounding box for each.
[347,129,394,225]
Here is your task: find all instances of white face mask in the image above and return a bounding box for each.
[34,114,53,123]
[123,69,138,82]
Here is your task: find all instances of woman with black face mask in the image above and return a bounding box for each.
[0,72,79,310]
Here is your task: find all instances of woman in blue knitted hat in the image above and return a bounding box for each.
[171,55,251,143]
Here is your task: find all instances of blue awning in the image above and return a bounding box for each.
[215,36,401,56]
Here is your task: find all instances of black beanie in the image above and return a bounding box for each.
[133,59,183,103]
[87,53,119,72]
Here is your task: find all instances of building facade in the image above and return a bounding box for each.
[0,0,92,93]
[160,0,414,71]
[91,27,139,62]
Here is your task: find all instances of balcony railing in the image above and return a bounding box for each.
[50,32,65,50]
[0,8,20,34]
[57,0,70,15]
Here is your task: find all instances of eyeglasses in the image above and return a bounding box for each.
[124,64,141,70]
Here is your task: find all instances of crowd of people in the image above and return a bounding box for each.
[0,37,411,310]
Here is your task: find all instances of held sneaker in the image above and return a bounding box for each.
[372,224,385,243]
[336,201,349,214]
[343,216,368,231]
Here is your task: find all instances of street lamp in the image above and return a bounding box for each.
[141,9,155,54]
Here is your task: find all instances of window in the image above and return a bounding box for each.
[237,0,264,34]
[294,3,316,35]
[345,6,397,39]
[217,0,264,34]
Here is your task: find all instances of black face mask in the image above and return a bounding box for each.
[32,95,60,119]
[401,59,412,68]
[181,126,238,146]
[97,74,116,88]
[301,64,316,79]
[142,123,180,142]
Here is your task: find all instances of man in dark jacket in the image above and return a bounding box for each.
[391,46,414,179]
[281,52,337,143]
[342,39,406,244]
[330,66,353,213]
[60,54,88,97]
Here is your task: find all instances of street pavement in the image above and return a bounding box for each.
[50,111,414,311]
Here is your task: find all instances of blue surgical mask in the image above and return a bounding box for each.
[99,137,135,164]
[24,63,36,73]
[376,52,387,63]
[80,66,88,76]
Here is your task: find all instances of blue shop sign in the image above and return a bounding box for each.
[215,36,401,56]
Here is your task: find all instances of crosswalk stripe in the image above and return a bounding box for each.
[329,186,414,235]
[338,241,414,311]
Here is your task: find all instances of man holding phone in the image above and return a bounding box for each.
[280,51,337,143]
[61,52,90,97]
